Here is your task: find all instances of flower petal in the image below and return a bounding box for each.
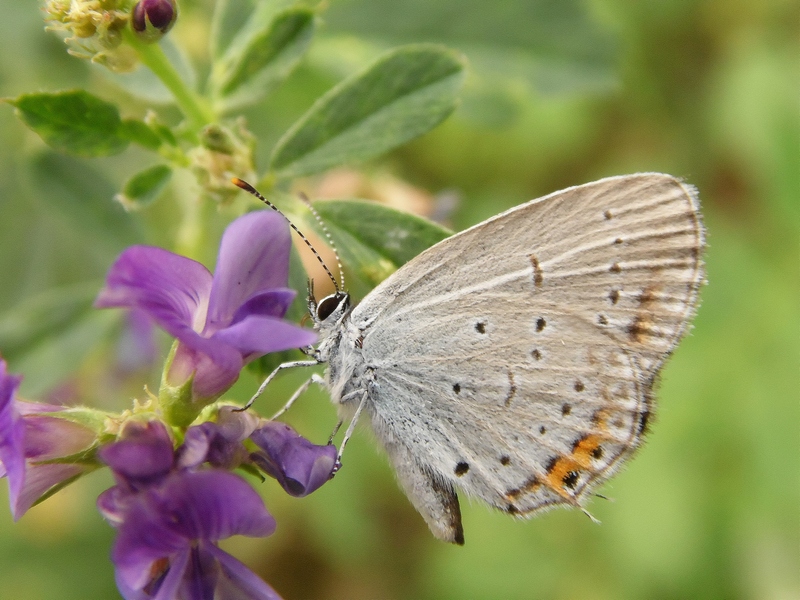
[231,288,297,325]
[23,415,96,461]
[97,485,132,526]
[178,421,249,471]
[110,470,274,591]
[95,246,212,344]
[11,463,86,519]
[175,424,213,469]
[0,361,25,516]
[215,406,260,442]
[115,470,275,551]
[115,546,189,600]
[179,545,220,600]
[96,247,244,376]
[16,401,66,415]
[170,343,243,401]
[206,543,284,600]
[153,549,190,600]
[99,421,175,487]
[206,211,291,330]
[211,316,317,363]
[250,421,337,497]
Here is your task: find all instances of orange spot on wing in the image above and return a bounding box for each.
[571,435,603,468]
[545,456,583,497]
[545,437,605,498]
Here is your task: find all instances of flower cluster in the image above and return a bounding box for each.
[43,0,178,71]
[0,210,335,599]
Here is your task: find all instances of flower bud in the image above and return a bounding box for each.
[131,0,177,43]
[189,120,257,203]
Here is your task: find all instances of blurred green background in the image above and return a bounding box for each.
[0,1,797,599]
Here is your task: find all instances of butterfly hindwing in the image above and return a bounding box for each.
[330,173,705,541]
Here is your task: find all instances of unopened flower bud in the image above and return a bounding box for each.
[131,0,177,43]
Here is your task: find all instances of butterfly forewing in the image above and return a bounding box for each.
[334,173,705,540]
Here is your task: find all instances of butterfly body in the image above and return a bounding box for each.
[314,173,705,544]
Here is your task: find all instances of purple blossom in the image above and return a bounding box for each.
[177,407,259,471]
[98,419,283,599]
[0,359,97,519]
[250,421,337,497]
[99,420,176,493]
[95,211,317,403]
[101,469,281,600]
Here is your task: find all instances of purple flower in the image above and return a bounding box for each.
[95,211,317,404]
[250,421,337,497]
[0,359,97,519]
[98,420,282,599]
[99,420,176,494]
[101,469,281,600]
[177,407,259,471]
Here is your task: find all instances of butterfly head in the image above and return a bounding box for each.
[310,290,350,333]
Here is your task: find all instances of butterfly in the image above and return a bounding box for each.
[240,173,705,544]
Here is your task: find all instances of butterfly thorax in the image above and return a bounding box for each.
[312,291,370,405]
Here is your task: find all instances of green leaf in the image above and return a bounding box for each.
[314,200,452,269]
[0,281,101,359]
[294,198,452,298]
[7,90,130,157]
[322,0,617,95]
[116,164,172,210]
[212,7,316,112]
[269,44,466,179]
[0,283,121,397]
[31,152,141,250]
[119,119,162,150]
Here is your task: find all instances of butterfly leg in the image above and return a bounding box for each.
[333,390,369,470]
[327,418,343,445]
[237,359,321,411]
[269,373,326,420]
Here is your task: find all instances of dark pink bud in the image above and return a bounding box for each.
[131,0,177,42]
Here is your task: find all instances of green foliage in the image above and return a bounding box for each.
[270,44,466,178]
[117,164,173,209]
[7,91,130,157]
[309,199,452,293]
[118,119,165,151]
[322,0,617,95]
[211,6,316,112]
[30,153,141,250]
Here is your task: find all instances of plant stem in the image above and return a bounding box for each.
[124,29,214,132]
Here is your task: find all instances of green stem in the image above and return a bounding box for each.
[124,29,214,132]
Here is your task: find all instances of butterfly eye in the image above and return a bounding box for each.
[317,292,348,321]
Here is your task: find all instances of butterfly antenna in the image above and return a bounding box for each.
[299,192,345,291]
[232,178,340,293]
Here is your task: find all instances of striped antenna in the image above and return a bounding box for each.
[299,192,345,291]
[232,178,340,293]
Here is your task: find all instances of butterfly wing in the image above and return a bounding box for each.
[346,173,705,541]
